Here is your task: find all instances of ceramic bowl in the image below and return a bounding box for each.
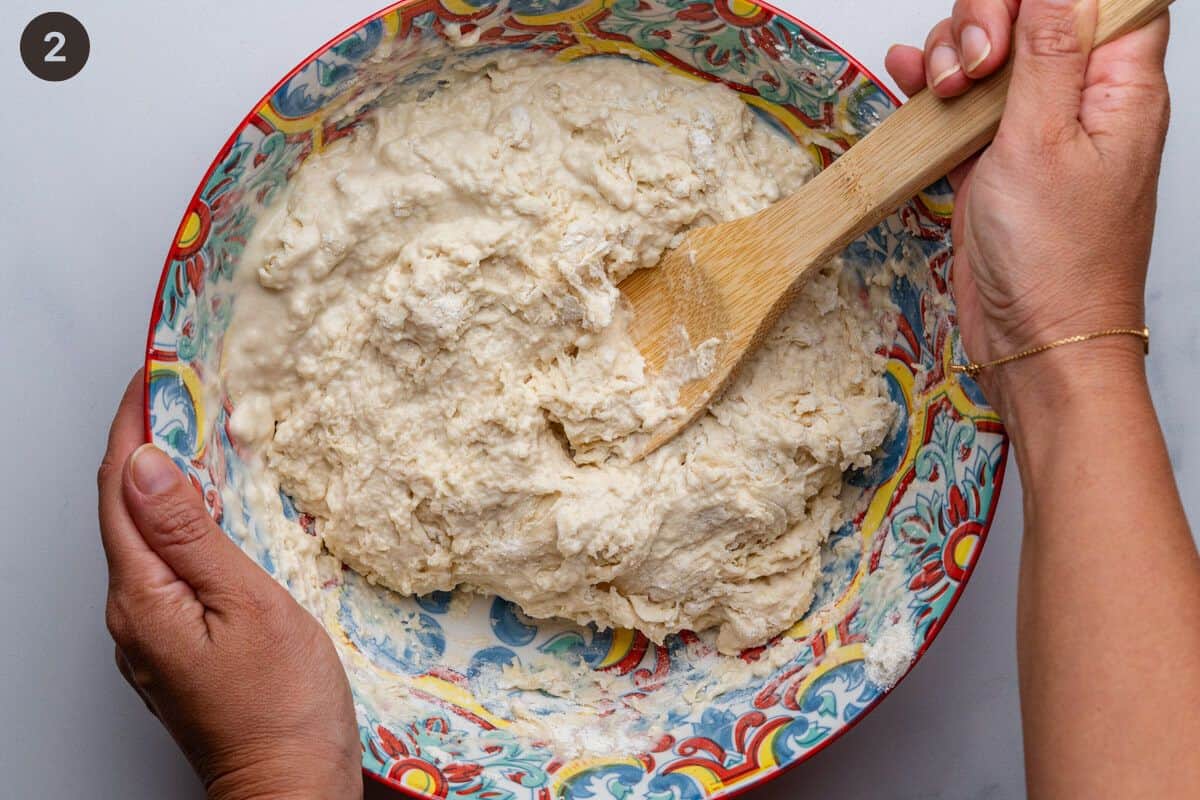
[144,1,1009,796]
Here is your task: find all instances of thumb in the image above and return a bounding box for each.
[122,444,263,605]
[1003,0,1098,140]
[1079,13,1171,159]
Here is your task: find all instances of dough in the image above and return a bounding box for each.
[223,56,898,654]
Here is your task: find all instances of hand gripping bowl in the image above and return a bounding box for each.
[144,1,1009,796]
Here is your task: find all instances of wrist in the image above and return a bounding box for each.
[206,756,362,800]
[980,331,1151,444]
[208,780,362,800]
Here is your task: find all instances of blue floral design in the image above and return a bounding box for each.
[147,372,198,459]
[416,591,455,614]
[490,598,539,646]
[338,574,447,675]
[272,20,386,118]
[561,763,648,800]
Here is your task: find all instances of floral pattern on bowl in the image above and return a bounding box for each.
[144,1,1008,797]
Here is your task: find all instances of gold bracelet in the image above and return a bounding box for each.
[951,326,1150,380]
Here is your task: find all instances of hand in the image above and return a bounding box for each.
[884,0,1170,419]
[98,371,362,800]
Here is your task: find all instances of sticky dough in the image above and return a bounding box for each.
[223,56,897,654]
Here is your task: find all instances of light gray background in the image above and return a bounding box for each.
[2,1,1196,798]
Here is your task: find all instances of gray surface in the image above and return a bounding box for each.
[1,2,1195,798]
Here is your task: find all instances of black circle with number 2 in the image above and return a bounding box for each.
[21,12,89,82]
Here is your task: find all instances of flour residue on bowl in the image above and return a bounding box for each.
[863,619,917,690]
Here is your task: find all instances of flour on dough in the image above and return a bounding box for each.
[222,55,898,654]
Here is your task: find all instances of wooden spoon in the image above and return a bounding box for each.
[618,0,1172,459]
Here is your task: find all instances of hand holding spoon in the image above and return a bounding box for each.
[617,0,1172,460]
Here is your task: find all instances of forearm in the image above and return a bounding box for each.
[998,341,1200,798]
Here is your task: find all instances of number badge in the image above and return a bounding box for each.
[20,12,90,82]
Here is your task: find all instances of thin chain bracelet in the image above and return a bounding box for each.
[951,327,1151,381]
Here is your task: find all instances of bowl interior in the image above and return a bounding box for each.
[145,1,1008,797]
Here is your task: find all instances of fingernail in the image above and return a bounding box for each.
[961,25,992,73]
[930,45,962,88]
[130,445,181,495]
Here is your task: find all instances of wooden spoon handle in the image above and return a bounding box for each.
[753,0,1173,281]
